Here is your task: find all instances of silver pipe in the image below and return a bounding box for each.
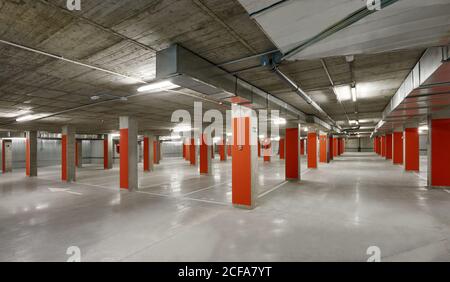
[0,39,147,84]
[272,66,337,127]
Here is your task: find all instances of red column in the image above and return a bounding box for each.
[332,138,335,156]
[319,135,327,163]
[119,129,129,188]
[430,119,450,187]
[61,135,67,181]
[190,138,196,165]
[279,138,285,160]
[1,141,5,173]
[308,133,318,169]
[337,138,341,155]
[263,139,271,162]
[186,142,190,162]
[227,144,232,157]
[300,139,305,155]
[381,136,386,157]
[285,128,299,179]
[404,128,419,171]
[104,138,109,169]
[232,117,255,208]
[153,141,159,165]
[377,137,381,155]
[143,137,150,171]
[258,140,261,158]
[219,139,226,161]
[393,132,403,164]
[329,136,334,160]
[200,134,209,174]
[386,134,392,160]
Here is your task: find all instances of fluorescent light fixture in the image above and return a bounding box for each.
[419,125,429,131]
[173,125,191,133]
[259,135,265,139]
[16,115,37,122]
[304,127,309,132]
[213,137,221,143]
[137,80,179,93]
[271,136,281,141]
[334,85,352,101]
[226,133,232,137]
[273,118,286,125]
[351,86,357,102]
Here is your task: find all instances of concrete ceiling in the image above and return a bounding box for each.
[0,0,435,136]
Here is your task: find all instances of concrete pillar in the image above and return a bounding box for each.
[393,132,403,164]
[143,133,154,172]
[103,134,114,169]
[285,123,301,180]
[428,117,450,188]
[199,134,212,175]
[404,128,419,171]
[308,132,318,169]
[231,105,257,209]
[76,140,83,168]
[62,126,76,182]
[385,133,393,160]
[279,138,285,160]
[26,131,38,177]
[119,116,138,191]
[319,134,328,163]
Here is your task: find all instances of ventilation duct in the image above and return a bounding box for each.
[374,46,450,134]
[156,44,306,122]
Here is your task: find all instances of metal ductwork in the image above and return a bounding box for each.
[156,44,306,122]
[374,46,450,135]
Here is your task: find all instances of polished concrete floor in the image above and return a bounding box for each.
[1,153,449,262]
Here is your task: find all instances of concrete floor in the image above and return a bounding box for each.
[1,153,449,262]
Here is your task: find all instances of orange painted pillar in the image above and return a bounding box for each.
[429,119,450,187]
[61,126,76,182]
[219,138,227,161]
[279,138,285,160]
[308,132,318,169]
[263,139,271,162]
[258,140,261,158]
[300,139,305,155]
[25,131,37,177]
[386,134,392,160]
[190,138,196,166]
[186,141,191,162]
[232,114,257,209]
[227,144,232,157]
[333,138,338,157]
[381,136,386,157]
[119,117,138,190]
[143,137,150,172]
[393,132,403,164]
[374,138,377,153]
[285,126,300,180]
[319,135,327,163]
[104,138,109,168]
[199,134,211,174]
[404,128,419,171]
[329,136,334,161]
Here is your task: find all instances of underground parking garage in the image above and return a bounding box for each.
[1,0,450,270]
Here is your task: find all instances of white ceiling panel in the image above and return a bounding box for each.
[239,0,450,60]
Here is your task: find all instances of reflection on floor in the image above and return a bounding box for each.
[0,153,449,262]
